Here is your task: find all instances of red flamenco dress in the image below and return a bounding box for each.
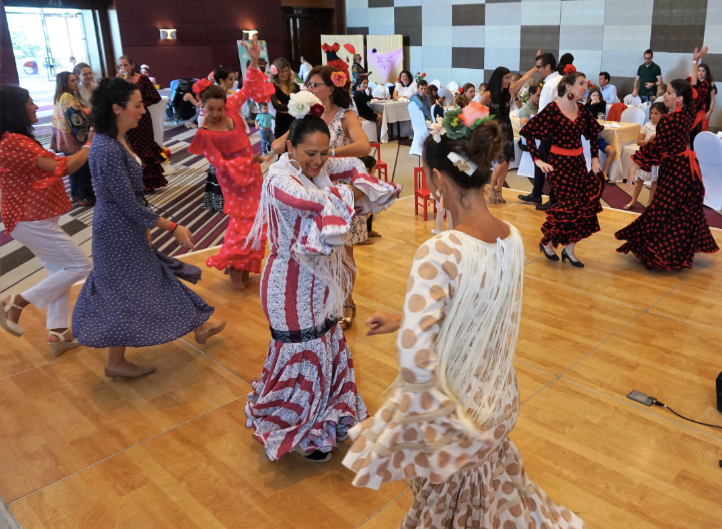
[126,74,167,192]
[322,43,349,78]
[187,67,275,274]
[520,101,605,247]
[615,94,719,270]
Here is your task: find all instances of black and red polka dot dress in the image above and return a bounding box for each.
[615,97,719,270]
[126,74,167,192]
[520,101,605,248]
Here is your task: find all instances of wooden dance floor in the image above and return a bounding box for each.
[2,194,722,529]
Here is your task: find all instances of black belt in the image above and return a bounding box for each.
[270,317,337,343]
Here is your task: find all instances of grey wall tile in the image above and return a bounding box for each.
[452,4,486,25]
[368,0,394,7]
[650,24,705,53]
[520,47,556,71]
[521,25,560,51]
[347,26,370,36]
[395,5,422,25]
[453,47,485,68]
[396,25,423,46]
[652,0,708,25]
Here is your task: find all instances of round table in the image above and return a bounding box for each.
[369,100,413,143]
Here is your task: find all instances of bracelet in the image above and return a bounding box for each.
[692,60,698,64]
[82,143,91,149]
[331,149,336,157]
[168,222,177,233]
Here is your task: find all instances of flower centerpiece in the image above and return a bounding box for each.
[413,72,427,84]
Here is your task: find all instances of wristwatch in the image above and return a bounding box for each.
[331,148,336,157]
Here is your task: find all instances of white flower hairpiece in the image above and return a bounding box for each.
[288,91,324,119]
[447,152,478,176]
[427,116,446,143]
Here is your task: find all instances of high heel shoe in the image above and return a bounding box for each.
[1,295,25,337]
[487,188,498,204]
[539,243,559,262]
[48,330,80,357]
[104,365,156,381]
[496,190,506,203]
[561,249,584,268]
[339,303,356,330]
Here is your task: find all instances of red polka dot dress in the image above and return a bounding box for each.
[520,101,605,248]
[615,95,719,270]
[126,74,167,192]
[187,67,276,274]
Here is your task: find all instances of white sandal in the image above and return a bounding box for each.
[1,295,25,337]
[47,330,80,357]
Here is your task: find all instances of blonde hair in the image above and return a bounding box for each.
[270,58,296,93]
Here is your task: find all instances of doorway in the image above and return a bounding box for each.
[282,7,335,72]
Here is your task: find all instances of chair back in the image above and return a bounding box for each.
[360,119,378,142]
[368,80,378,92]
[372,85,388,99]
[149,97,169,147]
[607,102,627,122]
[430,79,441,89]
[437,88,454,104]
[408,102,429,157]
[620,106,646,126]
[445,81,459,92]
[414,166,428,192]
[623,94,642,106]
[694,131,722,210]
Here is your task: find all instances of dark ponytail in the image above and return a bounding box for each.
[557,72,586,97]
[213,66,232,85]
[288,115,331,146]
[422,121,503,190]
[670,79,693,107]
[0,85,35,142]
[90,77,138,138]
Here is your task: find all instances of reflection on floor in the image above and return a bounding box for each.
[2,196,722,529]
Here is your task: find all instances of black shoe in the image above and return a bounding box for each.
[518,193,542,205]
[561,249,584,268]
[303,450,333,463]
[539,242,559,262]
[536,201,554,211]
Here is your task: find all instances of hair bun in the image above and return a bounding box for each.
[465,121,503,175]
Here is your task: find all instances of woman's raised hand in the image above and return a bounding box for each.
[244,38,262,65]
[693,46,709,62]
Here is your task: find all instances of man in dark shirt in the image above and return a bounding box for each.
[633,49,663,103]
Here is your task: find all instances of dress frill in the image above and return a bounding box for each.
[244,326,368,460]
[206,215,265,272]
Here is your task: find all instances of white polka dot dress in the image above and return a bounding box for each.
[72,133,213,348]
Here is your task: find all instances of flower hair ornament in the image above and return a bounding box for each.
[193,78,212,95]
[288,91,325,119]
[270,64,278,75]
[563,64,577,74]
[437,101,495,141]
[447,152,478,176]
[330,71,347,88]
[140,64,150,70]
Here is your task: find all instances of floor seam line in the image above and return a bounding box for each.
[179,338,253,387]
[353,487,410,529]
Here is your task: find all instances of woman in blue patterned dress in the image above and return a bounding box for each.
[72,78,226,380]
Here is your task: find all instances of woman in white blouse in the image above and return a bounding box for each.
[393,70,417,100]
[73,63,96,109]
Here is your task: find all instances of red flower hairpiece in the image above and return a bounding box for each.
[193,78,212,95]
[309,103,324,118]
[563,64,577,74]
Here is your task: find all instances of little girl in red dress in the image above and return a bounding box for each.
[187,42,275,288]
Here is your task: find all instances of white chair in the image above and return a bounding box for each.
[620,106,646,126]
[437,88,454,104]
[621,144,640,180]
[372,85,388,99]
[368,81,378,92]
[360,118,378,143]
[408,102,429,158]
[430,79,441,89]
[516,137,536,178]
[445,81,459,92]
[694,131,722,210]
[149,97,169,147]
[623,94,642,106]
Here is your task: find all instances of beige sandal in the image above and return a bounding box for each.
[496,190,506,203]
[1,295,25,337]
[104,365,156,380]
[48,330,80,357]
[339,304,356,331]
[356,239,375,245]
[487,187,498,205]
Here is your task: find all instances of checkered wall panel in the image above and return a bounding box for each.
[347,0,722,98]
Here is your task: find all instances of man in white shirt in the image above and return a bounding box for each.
[299,56,312,82]
[598,72,617,103]
[519,52,559,208]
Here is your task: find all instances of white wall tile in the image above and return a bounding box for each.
[423,25,453,46]
[409,46,423,67]
[521,1,561,26]
[485,47,520,70]
[485,2,521,26]
[421,67,453,84]
[560,50,602,79]
[602,25,651,52]
[369,26,395,35]
[368,7,394,27]
[601,50,646,78]
[422,46,453,67]
[346,8,369,27]
[422,4,452,26]
[705,24,722,54]
[485,25,521,49]
[422,0,452,5]
[394,0,422,5]
[561,0,605,26]
[346,0,368,10]
[451,0,484,4]
[452,26,485,47]
[559,25,604,51]
[653,52,695,81]
[452,67,485,85]
[603,0,653,25]
[708,0,722,25]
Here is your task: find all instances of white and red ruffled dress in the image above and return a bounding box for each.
[187,66,275,273]
[245,154,401,460]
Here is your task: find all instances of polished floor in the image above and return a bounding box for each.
[2,195,722,529]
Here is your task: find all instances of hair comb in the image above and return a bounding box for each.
[447,152,478,176]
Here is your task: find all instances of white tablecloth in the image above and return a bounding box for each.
[369,100,413,143]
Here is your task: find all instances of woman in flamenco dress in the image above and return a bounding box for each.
[244,94,400,463]
[343,104,586,529]
[117,54,167,192]
[616,46,719,270]
[520,68,605,268]
[187,40,276,289]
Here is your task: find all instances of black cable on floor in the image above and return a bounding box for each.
[653,401,722,430]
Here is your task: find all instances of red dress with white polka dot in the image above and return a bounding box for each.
[615,96,719,270]
[0,133,70,234]
[188,67,275,273]
[520,101,605,247]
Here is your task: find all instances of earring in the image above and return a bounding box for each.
[435,189,441,198]
[567,92,575,101]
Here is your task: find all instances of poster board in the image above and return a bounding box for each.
[366,35,404,85]
[320,34,364,74]
[238,40,270,79]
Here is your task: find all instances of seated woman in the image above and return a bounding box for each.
[353,78,382,141]
[393,70,417,100]
[586,86,616,184]
[455,83,475,108]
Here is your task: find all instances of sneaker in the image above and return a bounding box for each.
[518,193,542,205]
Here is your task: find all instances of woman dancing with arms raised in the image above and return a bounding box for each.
[343,103,586,528]
[616,46,719,270]
[244,93,400,463]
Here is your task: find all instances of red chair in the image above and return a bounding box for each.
[370,142,388,181]
[414,167,436,221]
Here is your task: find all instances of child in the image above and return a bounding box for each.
[655,83,667,103]
[359,155,382,242]
[140,64,159,88]
[255,102,274,155]
[624,102,666,210]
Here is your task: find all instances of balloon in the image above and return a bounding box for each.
[344,43,356,55]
